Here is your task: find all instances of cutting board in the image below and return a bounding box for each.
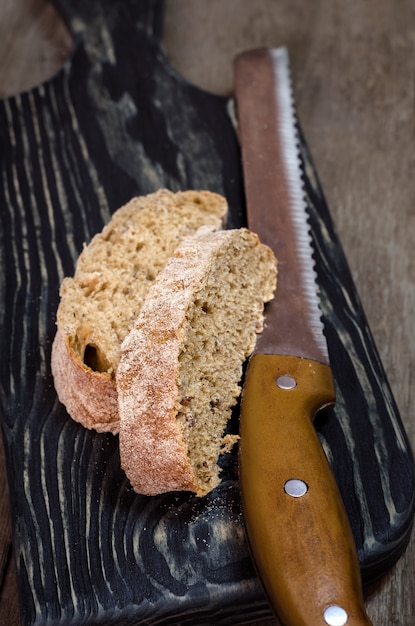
[0,1,413,624]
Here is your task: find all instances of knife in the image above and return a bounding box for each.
[235,48,373,626]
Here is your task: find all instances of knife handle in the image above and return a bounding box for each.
[240,354,373,626]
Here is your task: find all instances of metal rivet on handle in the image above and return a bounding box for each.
[323,605,348,625]
[276,375,296,389]
[284,479,308,497]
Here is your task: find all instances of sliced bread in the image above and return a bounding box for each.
[117,227,277,496]
[51,189,228,433]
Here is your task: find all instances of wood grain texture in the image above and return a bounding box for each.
[0,0,414,625]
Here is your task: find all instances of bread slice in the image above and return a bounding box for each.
[51,189,228,433]
[117,227,277,497]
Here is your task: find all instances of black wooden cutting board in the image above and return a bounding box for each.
[0,1,414,624]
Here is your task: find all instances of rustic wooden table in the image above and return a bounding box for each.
[1,0,414,624]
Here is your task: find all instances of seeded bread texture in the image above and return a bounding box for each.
[117,227,277,497]
[51,189,228,433]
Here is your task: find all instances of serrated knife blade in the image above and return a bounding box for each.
[235,47,373,626]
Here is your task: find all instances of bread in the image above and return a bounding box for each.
[51,189,228,433]
[117,227,277,497]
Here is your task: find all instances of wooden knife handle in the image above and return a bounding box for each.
[239,354,373,626]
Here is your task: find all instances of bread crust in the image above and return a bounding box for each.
[118,234,213,494]
[51,190,227,433]
[118,228,277,496]
[51,328,120,433]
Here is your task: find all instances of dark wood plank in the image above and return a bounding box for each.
[1,1,414,624]
[0,5,72,623]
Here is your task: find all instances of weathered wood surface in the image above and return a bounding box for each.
[0,0,414,624]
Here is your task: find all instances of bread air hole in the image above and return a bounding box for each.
[83,343,112,373]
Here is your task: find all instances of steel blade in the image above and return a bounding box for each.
[234,47,328,365]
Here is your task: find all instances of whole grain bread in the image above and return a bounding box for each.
[117,227,277,496]
[51,189,228,433]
